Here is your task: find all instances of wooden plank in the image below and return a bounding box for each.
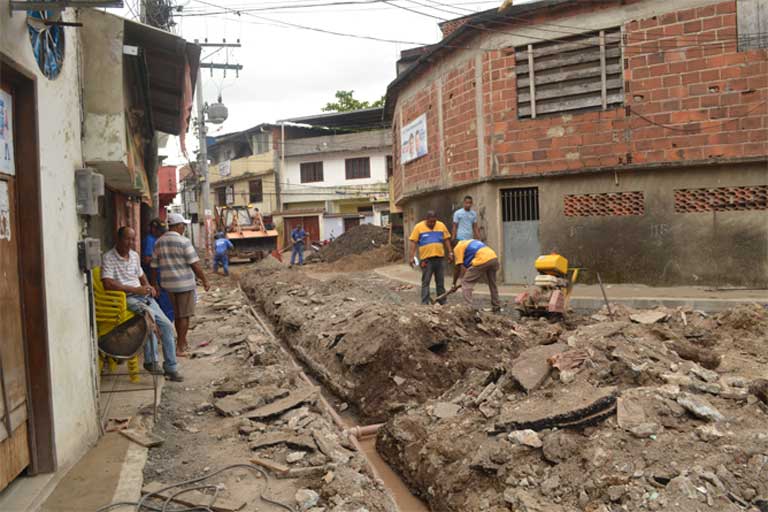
[119,428,165,448]
[518,63,621,88]
[142,481,246,512]
[518,91,624,117]
[0,422,29,491]
[518,77,623,103]
[527,44,536,119]
[515,46,621,75]
[514,31,621,60]
[250,456,289,475]
[600,30,608,110]
[245,386,317,420]
[0,404,29,443]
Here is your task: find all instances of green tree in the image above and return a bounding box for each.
[322,90,385,112]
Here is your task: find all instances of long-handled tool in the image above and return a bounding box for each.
[430,284,461,304]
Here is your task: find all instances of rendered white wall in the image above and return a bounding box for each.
[283,150,390,204]
[1,8,100,468]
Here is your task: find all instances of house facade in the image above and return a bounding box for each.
[0,7,198,499]
[276,109,392,243]
[386,0,768,286]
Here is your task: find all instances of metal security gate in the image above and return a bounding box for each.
[501,187,540,284]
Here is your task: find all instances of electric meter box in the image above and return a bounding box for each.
[78,238,102,271]
[75,168,105,215]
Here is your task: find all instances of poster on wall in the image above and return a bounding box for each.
[0,90,15,176]
[219,159,231,177]
[401,113,428,165]
[0,180,11,241]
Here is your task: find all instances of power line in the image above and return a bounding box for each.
[630,100,768,133]
[180,0,764,56]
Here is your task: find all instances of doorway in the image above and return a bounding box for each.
[343,216,361,232]
[284,216,320,244]
[0,56,56,490]
[501,187,541,284]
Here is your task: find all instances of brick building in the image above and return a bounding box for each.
[385,0,768,287]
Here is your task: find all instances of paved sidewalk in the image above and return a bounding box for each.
[375,264,768,313]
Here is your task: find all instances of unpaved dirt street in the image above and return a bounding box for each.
[240,253,768,512]
[142,273,397,512]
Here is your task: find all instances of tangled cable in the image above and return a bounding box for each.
[94,463,295,512]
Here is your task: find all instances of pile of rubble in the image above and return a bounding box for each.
[376,304,768,512]
[146,283,397,512]
[241,267,526,422]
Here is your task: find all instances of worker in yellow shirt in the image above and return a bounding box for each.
[408,211,454,305]
[452,239,501,312]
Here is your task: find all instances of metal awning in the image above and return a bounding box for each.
[278,108,388,131]
[124,20,200,135]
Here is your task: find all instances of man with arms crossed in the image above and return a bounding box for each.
[101,226,182,381]
[152,213,210,357]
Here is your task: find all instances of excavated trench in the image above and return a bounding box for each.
[241,266,768,512]
[242,284,429,511]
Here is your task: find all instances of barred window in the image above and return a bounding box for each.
[515,27,624,119]
[300,161,324,183]
[345,157,371,180]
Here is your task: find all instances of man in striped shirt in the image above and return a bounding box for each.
[102,226,182,381]
[151,213,209,357]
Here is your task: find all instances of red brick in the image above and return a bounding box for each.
[663,75,682,87]
[639,16,659,29]
[678,8,697,21]
[648,63,669,76]
[663,23,685,36]
[659,12,677,25]
[681,97,700,109]
[700,69,720,82]
[682,71,700,85]
[689,83,708,96]
[715,1,736,14]
[684,20,703,33]
[696,4,717,17]
[702,16,723,30]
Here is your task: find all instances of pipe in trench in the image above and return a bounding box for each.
[244,299,393,497]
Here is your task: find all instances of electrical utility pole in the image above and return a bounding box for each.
[193,39,242,264]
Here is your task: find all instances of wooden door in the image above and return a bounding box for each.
[0,83,31,491]
[285,216,320,244]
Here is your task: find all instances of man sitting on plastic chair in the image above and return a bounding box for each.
[101,226,184,382]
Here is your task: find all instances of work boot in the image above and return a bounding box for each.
[143,362,163,374]
[165,370,184,382]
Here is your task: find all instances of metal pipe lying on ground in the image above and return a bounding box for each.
[344,424,385,439]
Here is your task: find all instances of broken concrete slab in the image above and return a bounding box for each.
[510,343,567,393]
[630,311,668,324]
[214,386,289,416]
[245,387,317,420]
[142,482,245,512]
[248,432,317,451]
[495,385,617,432]
[677,393,725,422]
[432,402,461,419]
[119,428,164,448]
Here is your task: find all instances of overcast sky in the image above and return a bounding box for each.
[116,0,521,162]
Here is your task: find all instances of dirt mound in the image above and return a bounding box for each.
[317,224,402,263]
[241,268,525,422]
[316,245,402,272]
[377,307,768,511]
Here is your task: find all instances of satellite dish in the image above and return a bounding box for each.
[207,96,228,124]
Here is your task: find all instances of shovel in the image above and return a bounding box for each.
[430,285,461,305]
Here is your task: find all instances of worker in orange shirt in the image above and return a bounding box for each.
[452,238,501,312]
[408,210,454,305]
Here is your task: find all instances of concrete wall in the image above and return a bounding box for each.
[401,162,768,287]
[1,8,100,467]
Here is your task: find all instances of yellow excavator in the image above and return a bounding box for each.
[214,205,279,261]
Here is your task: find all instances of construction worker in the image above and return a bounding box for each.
[408,210,453,305]
[213,232,234,276]
[290,223,307,267]
[452,238,501,312]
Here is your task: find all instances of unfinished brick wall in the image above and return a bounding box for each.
[398,83,442,193]
[442,59,479,184]
[393,0,768,200]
